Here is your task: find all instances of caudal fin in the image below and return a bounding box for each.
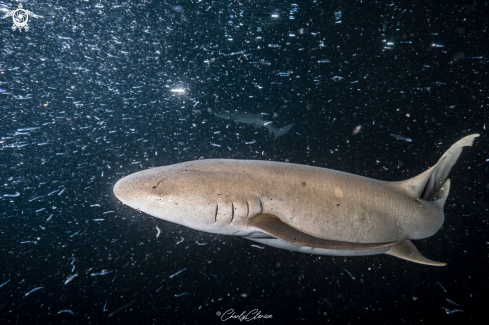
[397,134,479,203]
[265,123,295,139]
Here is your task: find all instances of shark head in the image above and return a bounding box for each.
[113,165,221,232]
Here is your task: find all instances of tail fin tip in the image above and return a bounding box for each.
[397,134,479,201]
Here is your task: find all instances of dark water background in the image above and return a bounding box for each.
[0,0,488,324]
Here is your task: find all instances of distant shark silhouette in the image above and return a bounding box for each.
[114,134,479,266]
[214,111,295,139]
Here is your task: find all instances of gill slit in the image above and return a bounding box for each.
[259,196,264,213]
[229,202,234,225]
[245,200,250,220]
[214,203,218,223]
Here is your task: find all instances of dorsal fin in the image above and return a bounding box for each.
[396,134,479,201]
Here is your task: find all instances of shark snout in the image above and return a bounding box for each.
[113,176,131,204]
[113,174,148,208]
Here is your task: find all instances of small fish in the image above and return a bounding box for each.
[70,230,81,238]
[47,190,59,196]
[17,127,40,132]
[24,287,43,296]
[446,298,461,307]
[64,273,78,285]
[107,300,135,318]
[446,309,465,315]
[174,292,187,297]
[156,225,161,238]
[437,281,447,292]
[176,237,184,244]
[58,309,74,315]
[169,268,186,279]
[344,269,355,280]
[390,134,412,142]
[0,279,10,288]
[251,245,264,249]
[91,270,113,276]
[352,125,362,135]
[3,192,20,197]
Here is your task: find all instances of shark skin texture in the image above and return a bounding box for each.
[114,134,479,266]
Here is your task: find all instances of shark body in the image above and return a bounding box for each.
[214,111,295,139]
[114,134,479,266]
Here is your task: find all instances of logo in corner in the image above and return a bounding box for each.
[1,3,41,32]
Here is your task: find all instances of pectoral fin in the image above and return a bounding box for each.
[249,213,395,250]
[386,240,446,266]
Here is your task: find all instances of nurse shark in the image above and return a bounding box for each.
[114,134,479,266]
[214,111,295,139]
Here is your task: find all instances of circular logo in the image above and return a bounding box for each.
[13,9,29,28]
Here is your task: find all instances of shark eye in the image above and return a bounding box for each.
[156,197,163,202]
